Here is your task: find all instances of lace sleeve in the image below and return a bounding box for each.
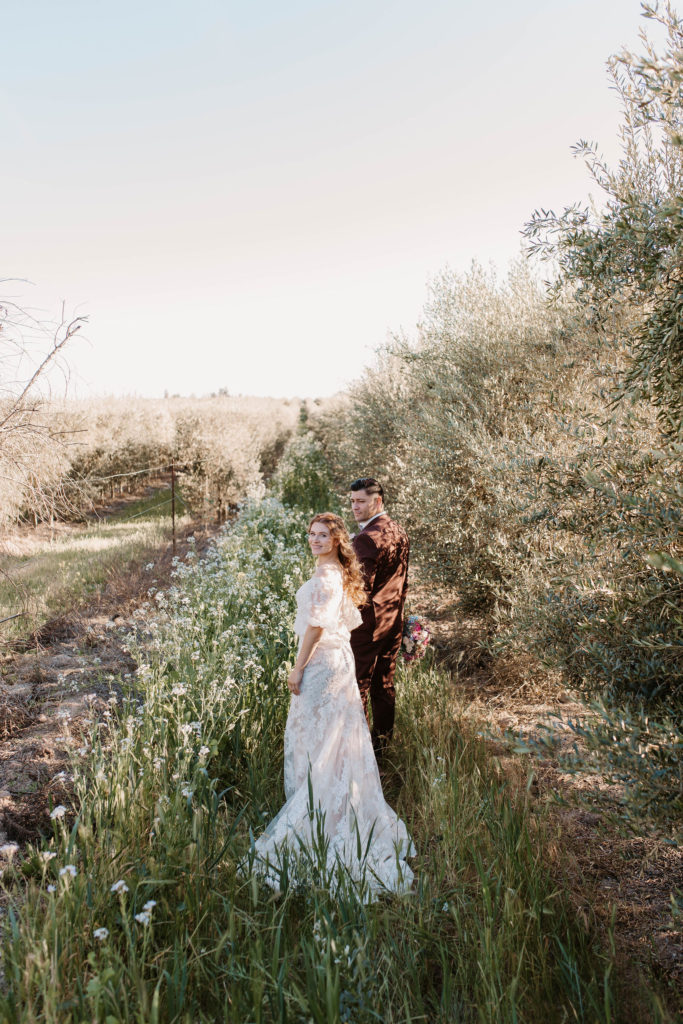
[307,570,343,630]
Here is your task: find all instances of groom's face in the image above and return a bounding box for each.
[350,489,383,523]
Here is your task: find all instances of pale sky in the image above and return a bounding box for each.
[3,0,649,399]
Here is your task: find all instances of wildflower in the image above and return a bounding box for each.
[111,879,129,894]
[50,805,67,820]
[93,927,109,941]
[135,911,151,925]
[198,745,210,758]
[0,843,19,857]
[180,786,193,799]
[143,899,157,911]
[47,884,57,893]
[144,563,154,571]
[59,864,78,877]
[41,851,58,863]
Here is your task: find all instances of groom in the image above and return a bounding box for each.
[349,477,410,762]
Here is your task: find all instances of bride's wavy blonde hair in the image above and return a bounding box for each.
[309,513,367,608]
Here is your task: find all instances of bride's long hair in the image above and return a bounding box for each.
[309,513,367,608]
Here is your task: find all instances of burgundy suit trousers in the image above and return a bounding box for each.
[351,626,402,758]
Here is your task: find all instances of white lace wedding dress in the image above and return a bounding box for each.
[252,562,414,899]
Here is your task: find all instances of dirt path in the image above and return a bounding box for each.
[0,517,221,851]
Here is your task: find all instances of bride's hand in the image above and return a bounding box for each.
[287,667,303,695]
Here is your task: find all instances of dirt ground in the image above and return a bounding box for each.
[0,521,680,1019]
[0,513,222,849]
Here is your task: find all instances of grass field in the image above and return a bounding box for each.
[1,497,654,1023]
[0,491,191,645]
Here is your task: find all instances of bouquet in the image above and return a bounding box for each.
[401,614,431,664]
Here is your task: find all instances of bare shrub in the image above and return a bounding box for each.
[0,292,86,526]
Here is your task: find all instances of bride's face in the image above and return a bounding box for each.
[309,522,335,557]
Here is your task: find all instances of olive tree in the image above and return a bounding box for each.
[524,2,683,435]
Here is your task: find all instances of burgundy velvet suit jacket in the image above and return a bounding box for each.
[352,514,410,643]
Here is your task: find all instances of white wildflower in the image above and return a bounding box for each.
[59,864,78,877]
[41,851,58,863]
[135,911,151,925]
[93,927,109,941]
[50,805,67,820]
[110,879,129,894]
[47,884,57,893]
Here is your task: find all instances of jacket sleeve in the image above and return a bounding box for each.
[353,531,379,594]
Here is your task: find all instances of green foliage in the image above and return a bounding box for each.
[314,260,572,611]
[312,5,683,735]
[520,441,683,705]
[274,432,341,516]
[513,698,683,829]
[564,700,683,824]
[314,241,681,824]
[524,2,683,435]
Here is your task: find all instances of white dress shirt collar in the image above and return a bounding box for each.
[358,511,386,531]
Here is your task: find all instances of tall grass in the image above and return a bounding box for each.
[0,498,629,1023]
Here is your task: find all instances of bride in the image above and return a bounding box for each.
[252,512,414,898]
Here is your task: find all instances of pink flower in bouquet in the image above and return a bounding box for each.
[401,614,431,664]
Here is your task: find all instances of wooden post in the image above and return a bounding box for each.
[171,459,176,555]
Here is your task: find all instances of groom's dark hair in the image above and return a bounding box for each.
[350,477,384,499]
